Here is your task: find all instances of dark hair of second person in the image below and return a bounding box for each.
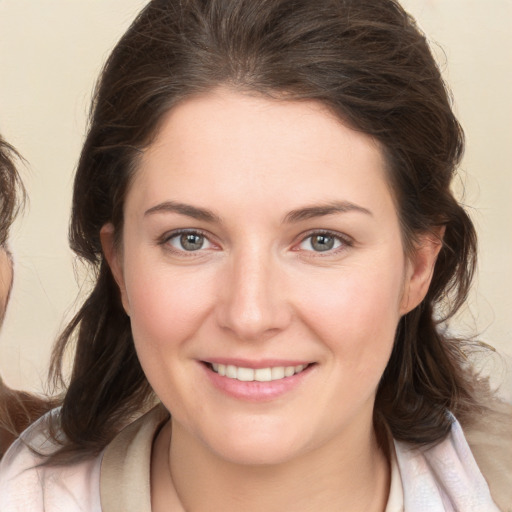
[0,136,55,457]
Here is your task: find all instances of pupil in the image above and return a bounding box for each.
[180,233,204,251]
[312,234,334,251]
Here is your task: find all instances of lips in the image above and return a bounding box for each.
[201,359,315,401]
[210,363,309,382]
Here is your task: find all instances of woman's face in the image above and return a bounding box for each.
[104,89,438,465]
[0,247,13,325]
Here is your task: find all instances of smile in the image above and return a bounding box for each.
[210,363,309,382]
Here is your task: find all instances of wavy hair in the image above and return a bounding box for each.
[0,136,25,248]
[0,136,57,457]
[47,0,486,463]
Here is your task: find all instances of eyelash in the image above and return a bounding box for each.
[294,230,353,256]
[159,228,215,256]
[158,229,353,256]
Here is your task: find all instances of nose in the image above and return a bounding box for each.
[216,246,292,342]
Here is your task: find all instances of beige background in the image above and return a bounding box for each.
[0,0,511,394]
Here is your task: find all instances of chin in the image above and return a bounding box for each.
[200,421,310,467]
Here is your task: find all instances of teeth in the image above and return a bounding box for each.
[254,368,272,382]
[210,363,308,382]
[237,367,254,381]
[271,366,285,380]
[226,365,237,378]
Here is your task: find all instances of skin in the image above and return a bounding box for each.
[0,248,13,325]
[102,88,442,512]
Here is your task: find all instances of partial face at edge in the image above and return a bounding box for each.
[0,247,13,325]
[102,88,440,465]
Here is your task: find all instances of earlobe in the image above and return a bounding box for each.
[400,227,445,315]
[100,223,130,316]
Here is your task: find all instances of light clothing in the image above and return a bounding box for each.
[0,405,507,511]
[0,408,102,511]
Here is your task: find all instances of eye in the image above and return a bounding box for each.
[298,232,346,253]
[166,231,213,252]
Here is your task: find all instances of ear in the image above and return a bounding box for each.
[400,226,445,315]
[100,223,131,316]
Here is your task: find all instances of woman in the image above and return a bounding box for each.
[0,136,22,456]
[0,136,55,457]
[1,0,510,510]
[0,137,22,323]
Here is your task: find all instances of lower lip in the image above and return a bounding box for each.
[202,363,314,402]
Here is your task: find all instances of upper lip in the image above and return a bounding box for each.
[202,358,313,369]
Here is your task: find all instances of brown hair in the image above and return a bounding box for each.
[0,377,58,458]
[0,136,25,248]
[0,136,57,457]
[48,0,486,462]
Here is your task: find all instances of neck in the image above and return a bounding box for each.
[153,417,390,512]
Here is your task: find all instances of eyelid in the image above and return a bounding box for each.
[158,228,219,254]
[293,229,353,255]
[156,228,353,256]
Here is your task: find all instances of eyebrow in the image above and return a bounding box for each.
[283,201,372,223]
[144,201,222,223]
[144,199,372,224]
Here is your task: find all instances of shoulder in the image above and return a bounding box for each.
[0,409,102,512]
[100,404,169,512]
[463,401,512,512]
[394,410,511,512]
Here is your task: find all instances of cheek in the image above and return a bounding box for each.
[122,262,210,411]
[0,251,13,317]
[295,259,404,366]
[124,259,215,352]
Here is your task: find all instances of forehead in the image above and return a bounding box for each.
[127,88,394,217]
